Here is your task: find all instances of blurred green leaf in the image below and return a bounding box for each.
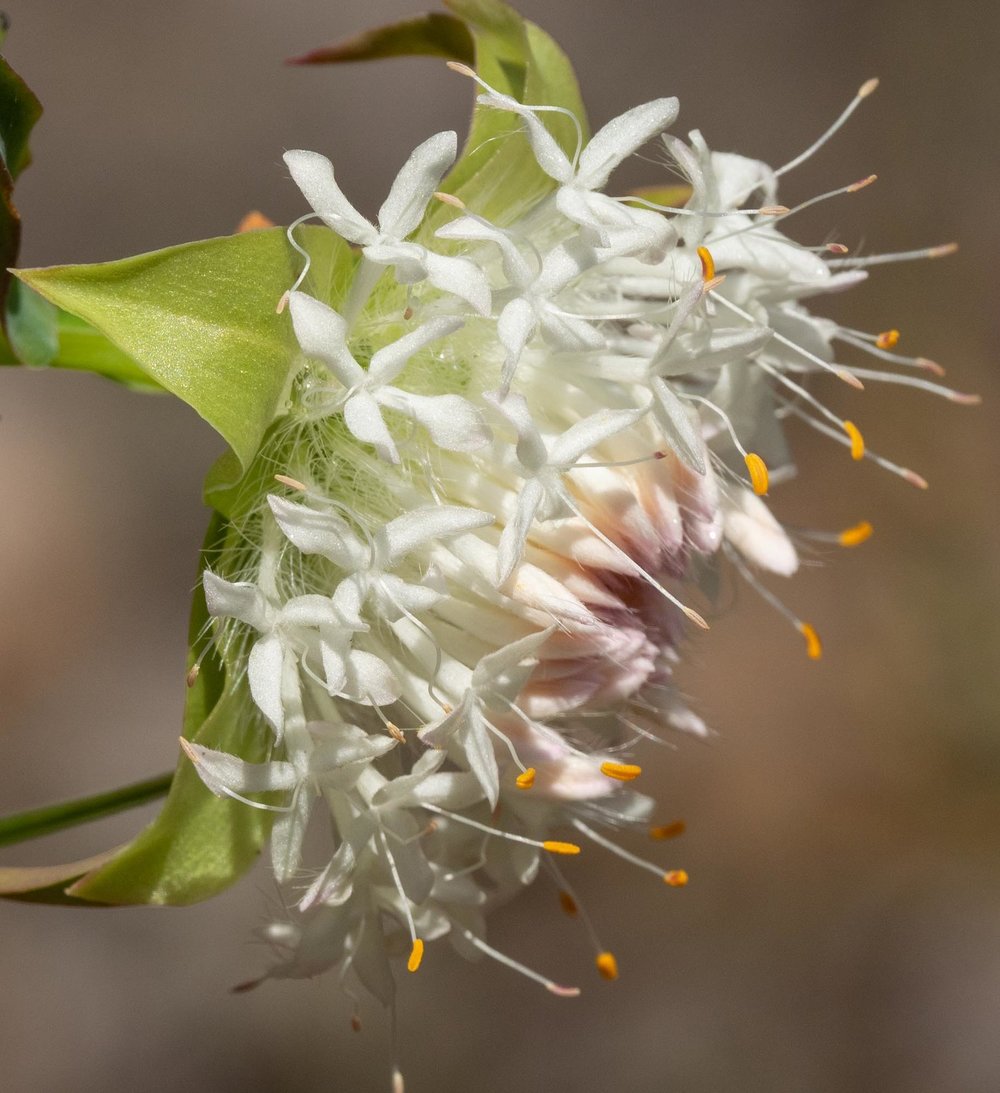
[0,298,162,388]
[0,849,125,906]
[0,20,43,321]
[288,11,473,65]
[15,226,354,473]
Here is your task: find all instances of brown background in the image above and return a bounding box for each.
[2,1,998,1091]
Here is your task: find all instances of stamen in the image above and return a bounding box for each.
[875,329,900,350]
[724,545,824,661]
[420,802,581,854]
[663,870,689,887]
[843,420,865,460]
[797,621,823,660]
[696,245,715,281]
[838,367,981,404]
[838,520,874,547]
[457,927,581,997]
[179,738,294,813]
[377,829,420,954]
[827,242,958,268]
[775,78,879,177]
[596,952,619,980]
[713,294,863,388]
[573,819,679,884]
[744,452,769,496]
[516,767,537,789]
[407,938,425,973]
[185,663,200,688]
[387,723,407,744]
[600,761,642,782]
[782,401,930,488]
[649,820,686,840]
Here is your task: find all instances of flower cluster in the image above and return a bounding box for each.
[183,63,968,1029]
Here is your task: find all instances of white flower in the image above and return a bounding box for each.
[284,132,491,314]
[185,56,963,1055]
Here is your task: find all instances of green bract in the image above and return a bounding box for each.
[0,0,590,906]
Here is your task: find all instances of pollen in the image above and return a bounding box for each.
[744,451,769,495]
[843,420,865,460]
[544,840,582,855]
[516,767,537,789]
[696,245,716,281]
[649,820,686,841]
[797,621,823,660]
[838,520,874,547]
[875,328,900,350]
[600,761,642,782]
[558,890,579,917]
[595,951,619,980]
[663,870,689,887]
[407,938,425,973]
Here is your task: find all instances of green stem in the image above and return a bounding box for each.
[0,773,174,848]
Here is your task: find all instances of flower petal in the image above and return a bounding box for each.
[283,150,376,246]
[376,130,457,240]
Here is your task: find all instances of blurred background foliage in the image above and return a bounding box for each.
[0,1,997,1090]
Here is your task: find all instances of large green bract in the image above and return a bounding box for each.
[0,0,592,905]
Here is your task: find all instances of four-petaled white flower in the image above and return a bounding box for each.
[284,131,491,314]
[289,291,490,464]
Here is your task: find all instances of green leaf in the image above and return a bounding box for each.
[15,226,355,472]
[0,23,43,317]
[288,11,473,66]
[0,773,172,850]
[67,513,276,906]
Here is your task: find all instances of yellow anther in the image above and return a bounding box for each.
[649,820,686,841]
[837,520,874,548]
[600,761,642,782]
[543,840,582,856]
[744,451,769,496]
[797,621,823,660]
[516,767,536,790]
[696,245,716,281]
[558,890,579,917]
[875,328,900,350]
[595,952,619,981]
[843,420,865,460]
[407,938,424,973]
[663,870,689,887]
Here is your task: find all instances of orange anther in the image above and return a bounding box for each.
[843,420,865,461]
[544,841,582,856]
[600,761,642,782]
[837,520,873,548]
[516,767,536,790]
[696,245,716,281]
[875,329,900,350]
[744,452,769,495]
[596,952,619,980]
[663,870,689,887]
[797,621,823,660]
[558,890,579,917]
[407,939,425,972]
[649,820,686,841]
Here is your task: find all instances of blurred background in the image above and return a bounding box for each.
[1,1,998,1090]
